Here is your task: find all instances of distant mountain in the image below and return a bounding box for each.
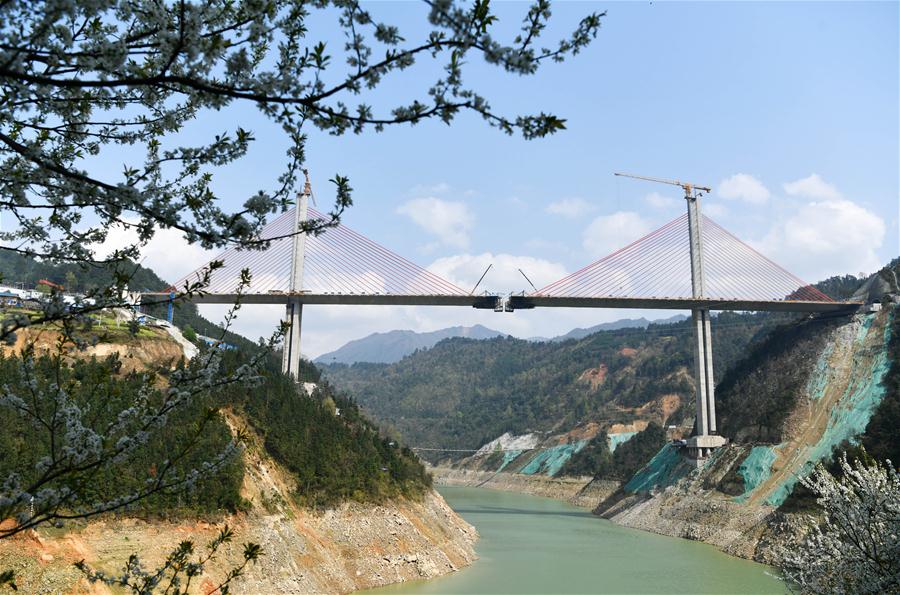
[314,324,505,364]
[530,314,688,343]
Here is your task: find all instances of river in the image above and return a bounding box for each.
[367,487,785,594]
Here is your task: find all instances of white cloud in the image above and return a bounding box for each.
[644,192,680,211]
[427,252,568,294]
[783,173,842,201]
[756,198,885,281]
[545,198,596,218]
[703,202,729,220]
[717,173,771,204]
[397,197,473,249]
[583,211,652,258]
[97,221,213,284]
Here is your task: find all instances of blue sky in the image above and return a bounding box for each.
[99,1,899,356]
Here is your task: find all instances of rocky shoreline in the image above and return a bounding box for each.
[431,466,618,510]
[0,489,478,594]
[593,455,788,564]
[0,435,479,595]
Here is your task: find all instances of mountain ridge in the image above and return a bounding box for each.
[314,324,505,364]
[529,314,688,342]
[316,315,692,364]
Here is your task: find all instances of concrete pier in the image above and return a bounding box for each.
[281,173,310,380]
[685,187,726,464]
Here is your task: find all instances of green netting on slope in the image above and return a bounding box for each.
[765,312,894,506]
[806,341,835,401]
[855,313,875,345]
[608,431,638,452]
[519,441,588,477]
[496,449,524,472]
[623,443,691,494]
[733,446,780,503]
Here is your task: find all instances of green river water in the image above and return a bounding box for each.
[367,487,786,595]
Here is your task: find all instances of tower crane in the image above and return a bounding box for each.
[614,170,725,461]
[614,172,711,198]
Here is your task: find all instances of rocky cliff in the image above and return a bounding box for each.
[432,466,617,509]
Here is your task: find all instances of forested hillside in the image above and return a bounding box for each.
[322,269,878,463]
[321,311,797,457]
[0,343,431,520]
[221,354,432,507]
[0,253,432,517]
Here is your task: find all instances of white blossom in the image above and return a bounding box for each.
[778,453,900,594]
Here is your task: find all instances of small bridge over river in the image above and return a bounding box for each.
[146,174,861,463]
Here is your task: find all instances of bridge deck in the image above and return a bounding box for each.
[142,292,501,308]
[508,295,862,313]
[142,292,862,313]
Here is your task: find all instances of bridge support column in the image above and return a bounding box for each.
[691,308,711,436]
[282,169,310,382]
[684,186,727,463]
[281,299,303,379]
[687,308,724,462]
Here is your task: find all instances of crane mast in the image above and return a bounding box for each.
[282,169,312,381]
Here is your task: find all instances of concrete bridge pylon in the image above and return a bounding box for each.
[684,182,727,462]
[281,171,310,380]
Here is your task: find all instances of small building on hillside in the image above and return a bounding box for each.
[196,334,237,350]
[0,290,22,307]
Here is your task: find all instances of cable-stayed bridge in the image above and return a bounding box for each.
[160,205,848,313]
[146,176,862,464]
[163,206,496,308]
[508,213,839,312]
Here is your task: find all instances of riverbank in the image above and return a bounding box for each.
[0,490,478,594]
[431,466,618,509]
[594,450,786,563]
[1,434,478,594]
